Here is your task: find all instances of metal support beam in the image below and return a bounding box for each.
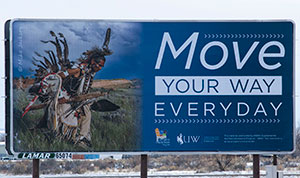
[32,159,40,178]
[273,154,277,166]
[253,154,260,178]
[141,154,148,178]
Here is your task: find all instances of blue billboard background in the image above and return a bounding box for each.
[140,22,293,152]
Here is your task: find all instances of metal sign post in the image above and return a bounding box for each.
[141,154,148,178]
[32,159,40,178]
[273,155,277,165]
[253,154,260,178]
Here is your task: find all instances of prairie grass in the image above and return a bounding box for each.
[12,87,142,152]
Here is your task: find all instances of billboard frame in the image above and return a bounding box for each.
[5,19,295,157]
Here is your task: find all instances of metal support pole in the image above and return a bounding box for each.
[273,154,277,166]
[253,154,260,178]
[273,155,278,178]
[253,155,259,178]
[32,159,40,178]
[141,154,148,178]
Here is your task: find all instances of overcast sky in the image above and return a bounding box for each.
[0,0,299,129]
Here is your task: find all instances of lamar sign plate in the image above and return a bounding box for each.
[6,20,294,155]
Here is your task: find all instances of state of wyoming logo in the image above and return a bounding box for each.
[155,128,170,146]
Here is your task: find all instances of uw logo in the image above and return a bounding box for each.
[177,133,200,145]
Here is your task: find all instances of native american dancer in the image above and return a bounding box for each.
[23,28,119,148]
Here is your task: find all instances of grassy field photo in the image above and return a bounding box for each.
[12,78,142,152]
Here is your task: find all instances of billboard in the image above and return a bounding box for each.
[5,19,294,156]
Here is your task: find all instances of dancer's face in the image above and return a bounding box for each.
[91,58,105,72]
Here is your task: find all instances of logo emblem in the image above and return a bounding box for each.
[177,133,201,145]
[177,133,184,145]
[155,128,170,146]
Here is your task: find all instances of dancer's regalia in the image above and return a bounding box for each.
[23,29,118,148]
